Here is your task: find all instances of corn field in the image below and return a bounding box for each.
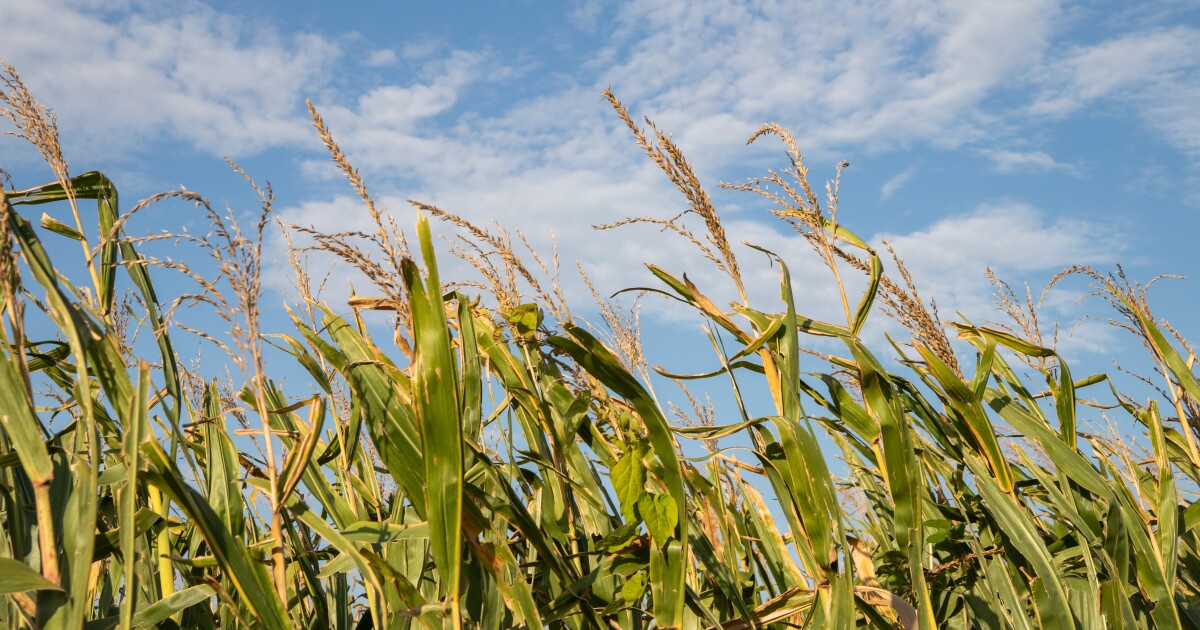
[2,62,1200,629]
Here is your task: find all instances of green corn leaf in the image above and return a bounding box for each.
[1145,402,1179,598]
[6,188,111,629]
[265,332,333,393]
[402,214,464,622]
[1107,463,1182,629]
[501,302,542,337]
[0,343,53,486]
[141,440,288,629]
[455,295,483,441]
[9,172,122,314]
[951,323,1056,358]
[38,213,83,240]
[849,339,935,629]
[276,397,325,505]
[850,249,882,335]
[548,324,688,627]
[649,539,686,628]
[117,364,150,630]
[0,559,62,593]
[301,309,427,514]
[645,264,747,341]
[1113,293,1200,408]
[965,454,1073,629]
[745,241,857,626]
[986,392,1111,498]
[914,342,1014,492]
[270,483,394,628]
[1053,359,1078,448]
[130,584,216,629]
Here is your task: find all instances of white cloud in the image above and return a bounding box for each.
[600,0,1061,164]
[874,201,1125,318]
[1032,25,1200,158]
[568,0,617,31]
[6,0,1194,176]
[400,39,443,61]
[880,167,916,200]
[0,0,1172,360]
[271,0,1086,315]
[0,0,340,156]
[269,0,1164,349]
[364,49,398,67]
[981,149,1080,175]
[1032,26,1200,112]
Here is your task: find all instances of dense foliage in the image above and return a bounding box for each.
[2,64,1199,629]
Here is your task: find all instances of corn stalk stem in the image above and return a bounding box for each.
[1171,388,1200,469]
[33,481,59,586]
[253,376,289,603]
[148,486,175,603]
[1154,353,1200,468]
[269,512,287,599]
[64,192,104,314]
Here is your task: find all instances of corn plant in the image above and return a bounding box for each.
[2,60,1199,629]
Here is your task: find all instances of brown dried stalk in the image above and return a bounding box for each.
[601,88,746,304]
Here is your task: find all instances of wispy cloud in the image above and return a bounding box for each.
[0,0,340,157]
[881,167,917,200]
[276,0,1148,329]
[364,49,398,67]
[597,0,1061,163]
[0,0,1167,345]
[980,149,1080,175]
[865,201,1129,356]
[1031,26,1200,113]
[0,0,1094,172]
[1032,25,1200,159]
[874,201,1125,313]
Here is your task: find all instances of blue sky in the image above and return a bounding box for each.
[2,0,1199,417]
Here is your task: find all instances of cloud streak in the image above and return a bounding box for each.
[980,149,1080,175]
[1032,25,1200,159]
[1,0,340,157]
[881,167,917,199]
[875,201,1125,313]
